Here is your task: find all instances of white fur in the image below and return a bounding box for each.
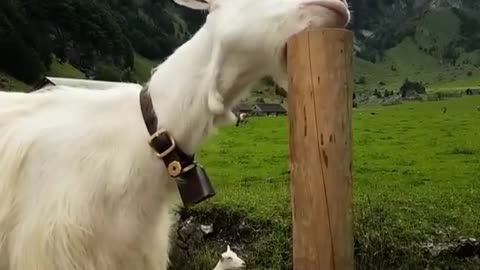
[213,245,246,270]
[0,0,350,269]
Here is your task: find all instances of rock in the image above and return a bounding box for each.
[201,224,214,235]
[422,237,480,259]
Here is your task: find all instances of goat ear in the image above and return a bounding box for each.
[173,0,210,10]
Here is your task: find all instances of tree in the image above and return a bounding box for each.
[399,79,426,97]
[356,76,367,84]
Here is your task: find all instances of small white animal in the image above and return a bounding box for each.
[213,245,246,270]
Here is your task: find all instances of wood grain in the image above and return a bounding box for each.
[287,28,354,270]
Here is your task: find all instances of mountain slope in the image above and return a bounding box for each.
[0,0,202,86]
[353,5,480,94]
[1,0,479,95]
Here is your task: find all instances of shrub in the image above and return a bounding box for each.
[451,146,475,155]
[399,79,426,97]
[356,76,367,85]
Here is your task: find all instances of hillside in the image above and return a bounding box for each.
[0,0,479,97]
[0,0,202,87]
[247,3,480,101]
[353,6,480,94]
[0,54,159,92]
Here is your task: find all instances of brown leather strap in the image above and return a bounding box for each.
[139,86,196,178]
[139,87,158,135]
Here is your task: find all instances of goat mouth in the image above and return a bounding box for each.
[303,0,350,27]
[279,1,349,72]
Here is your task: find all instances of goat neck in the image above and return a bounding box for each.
[147,27,264,155]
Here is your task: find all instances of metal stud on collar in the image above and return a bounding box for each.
[167,161,182,177]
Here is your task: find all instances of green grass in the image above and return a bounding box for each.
[132,52,160,83]
[1,52,158,92]
[45,52,162,83]
[183,95,480,269]
[0,72,31,92]
[46,57,86,79]
[45,52,161,84]
[1,56,86,93]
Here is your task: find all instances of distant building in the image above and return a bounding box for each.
[251,103,287,116]
[31,76,141,92]
[232,103,252,114]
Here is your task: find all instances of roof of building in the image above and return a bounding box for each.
[233,103,252,112]
[32,76,142,92]
[253,103,287,113]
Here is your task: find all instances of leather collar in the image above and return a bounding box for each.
[139,86,216,207]
[139,86,196,178]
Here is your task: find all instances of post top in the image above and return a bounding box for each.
[288,27,353,44]
[302,27,353,34]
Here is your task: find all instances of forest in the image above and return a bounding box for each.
[1,0,479,90]
[0,0,206,84]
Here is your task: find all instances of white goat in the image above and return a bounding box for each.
[0,0,350,269]
[213,245,246,270]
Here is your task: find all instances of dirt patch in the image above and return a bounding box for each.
[423,237,480,259]
[168,206,273,270]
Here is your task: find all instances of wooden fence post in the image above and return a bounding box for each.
[287,28,354,270]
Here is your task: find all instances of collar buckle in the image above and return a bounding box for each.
[148,129,176,159]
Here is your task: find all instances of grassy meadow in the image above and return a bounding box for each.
[177,95,480,270]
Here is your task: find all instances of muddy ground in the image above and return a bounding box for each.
[168,206,288,270]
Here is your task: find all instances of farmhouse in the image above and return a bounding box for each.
[251,103,287,116]
[232,103,252,114]
[31,76,141,92]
